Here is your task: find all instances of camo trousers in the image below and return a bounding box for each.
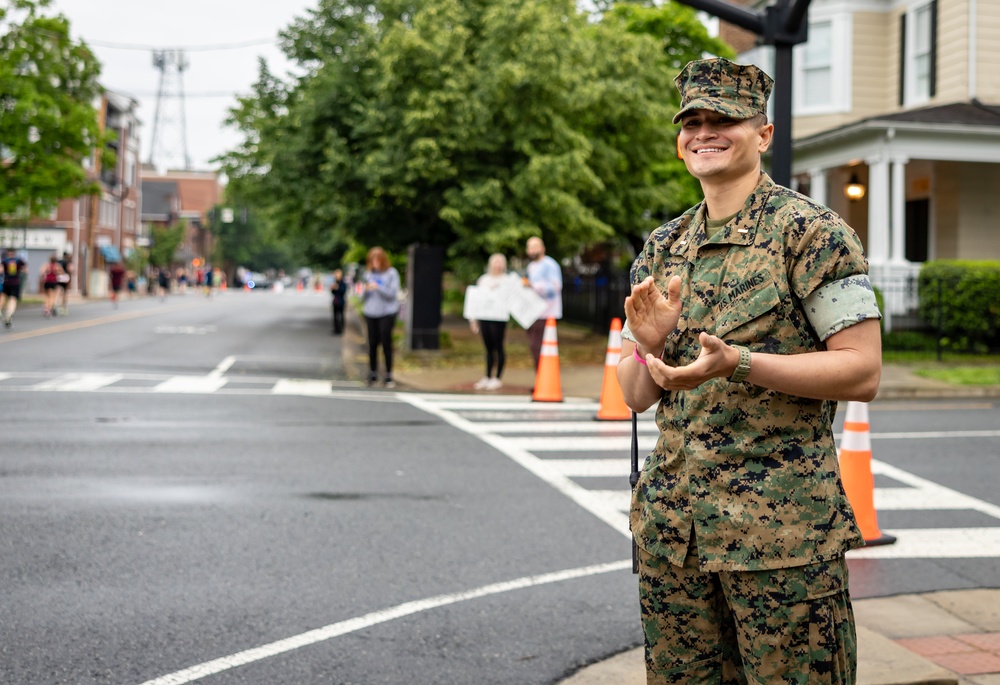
[638,544,856,684]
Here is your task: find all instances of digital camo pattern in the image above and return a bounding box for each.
[639,547,856,684]
[628,173,874,572]
[673,58,774,124]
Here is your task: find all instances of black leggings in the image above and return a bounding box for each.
[365,314,396,377]
[480,320,507,379]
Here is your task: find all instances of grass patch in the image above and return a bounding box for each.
[395,316,606,372]
[914,366,1000,386]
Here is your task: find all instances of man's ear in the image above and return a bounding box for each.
[758,123,774,153]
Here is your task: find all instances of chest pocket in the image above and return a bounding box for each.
[715,279,781,344]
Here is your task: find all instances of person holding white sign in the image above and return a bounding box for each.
[466,253,520,390]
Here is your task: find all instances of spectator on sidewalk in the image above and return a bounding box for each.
[616,58,882,684]
[330,269,347,335]
[524,236,562,369]
[361,247,401,388]
[469,253,519,390]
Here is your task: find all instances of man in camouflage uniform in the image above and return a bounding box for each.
[616,58,883,684]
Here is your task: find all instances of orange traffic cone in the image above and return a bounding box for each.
[532,318,563,402]
[838,401,896,547]
[595,318,630,421]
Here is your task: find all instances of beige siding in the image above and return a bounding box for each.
[853,12,895,115]
[956,163,1000,259]
[934,0,970,104]
[933,162,960,259]
[976,0,1000,101]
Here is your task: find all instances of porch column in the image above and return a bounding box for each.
[866,157,890,267]
[890,157,909,264]
[809,167,828,207]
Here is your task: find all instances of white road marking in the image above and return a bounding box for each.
[271,379,333,396]
[866,429,1000,440]
[31,373,123,392]
[153,377,229,394]
[135,559,631,685]
[208,356,237,379]
[404,395,1000,561]
[467,421,657,435]
[847,528,1000,559]
[872,460,1000,520]
[545,459,632,478]
[504,435,653,452]
[402,395,632,537]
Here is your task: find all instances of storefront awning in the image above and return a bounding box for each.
[100,245,122,263]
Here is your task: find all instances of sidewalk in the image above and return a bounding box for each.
[560,589,1000,685]
[344,312,1000,685]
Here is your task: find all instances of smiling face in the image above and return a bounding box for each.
[678,110,773,187]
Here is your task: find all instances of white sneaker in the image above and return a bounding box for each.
[486,378,503,390]
[473,377,491,390]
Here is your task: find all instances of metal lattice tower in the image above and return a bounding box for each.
[147,49,191,171]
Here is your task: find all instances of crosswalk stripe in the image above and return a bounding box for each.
[545,459,631,478]
[504,435,654,452]
[271,379,333,396]
[154,376,229,394]
[468,421,658,435]
[407,394,1000,562]
[31,373,124,392]
[847,528,1000,558]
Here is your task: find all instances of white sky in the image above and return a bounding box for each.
[49,0,319,172]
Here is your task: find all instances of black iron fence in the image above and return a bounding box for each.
[561,269,630,333]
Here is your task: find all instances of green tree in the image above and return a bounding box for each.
[222,0,734,274]
[605,1,736,241]
[209,201,298,275]
[149,221,185,269]
[0,0,109,223]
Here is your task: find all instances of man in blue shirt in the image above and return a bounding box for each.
[524,237,562,369]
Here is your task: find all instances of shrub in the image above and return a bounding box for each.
[918,261,1000,352]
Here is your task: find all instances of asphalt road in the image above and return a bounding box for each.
[0,291,636,685]
[1,289,998,684]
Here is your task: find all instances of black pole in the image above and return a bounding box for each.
[630,411,640,574]
[771,44,794,187]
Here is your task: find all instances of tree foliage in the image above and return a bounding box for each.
[219,0,731,270]
[149,221,185,269]
[209,200,298,275]
[0,0,108,223]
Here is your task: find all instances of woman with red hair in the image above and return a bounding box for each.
[361,247,401,388]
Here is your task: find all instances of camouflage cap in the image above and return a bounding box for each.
[672,58,773,124]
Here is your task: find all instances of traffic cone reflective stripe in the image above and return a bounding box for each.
[595,318,630,421]
[838,401,896,547]
[532,318,563,402]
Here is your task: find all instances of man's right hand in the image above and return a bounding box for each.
[624,275,682,355]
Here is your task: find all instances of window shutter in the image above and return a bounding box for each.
[929,0,938,97]
[899,13,907,106]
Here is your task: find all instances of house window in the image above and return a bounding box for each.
[900,0,937,106]
[793,14,851,116]
[802,22,833,108]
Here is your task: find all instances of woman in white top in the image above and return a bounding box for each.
[470,253,518,390]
